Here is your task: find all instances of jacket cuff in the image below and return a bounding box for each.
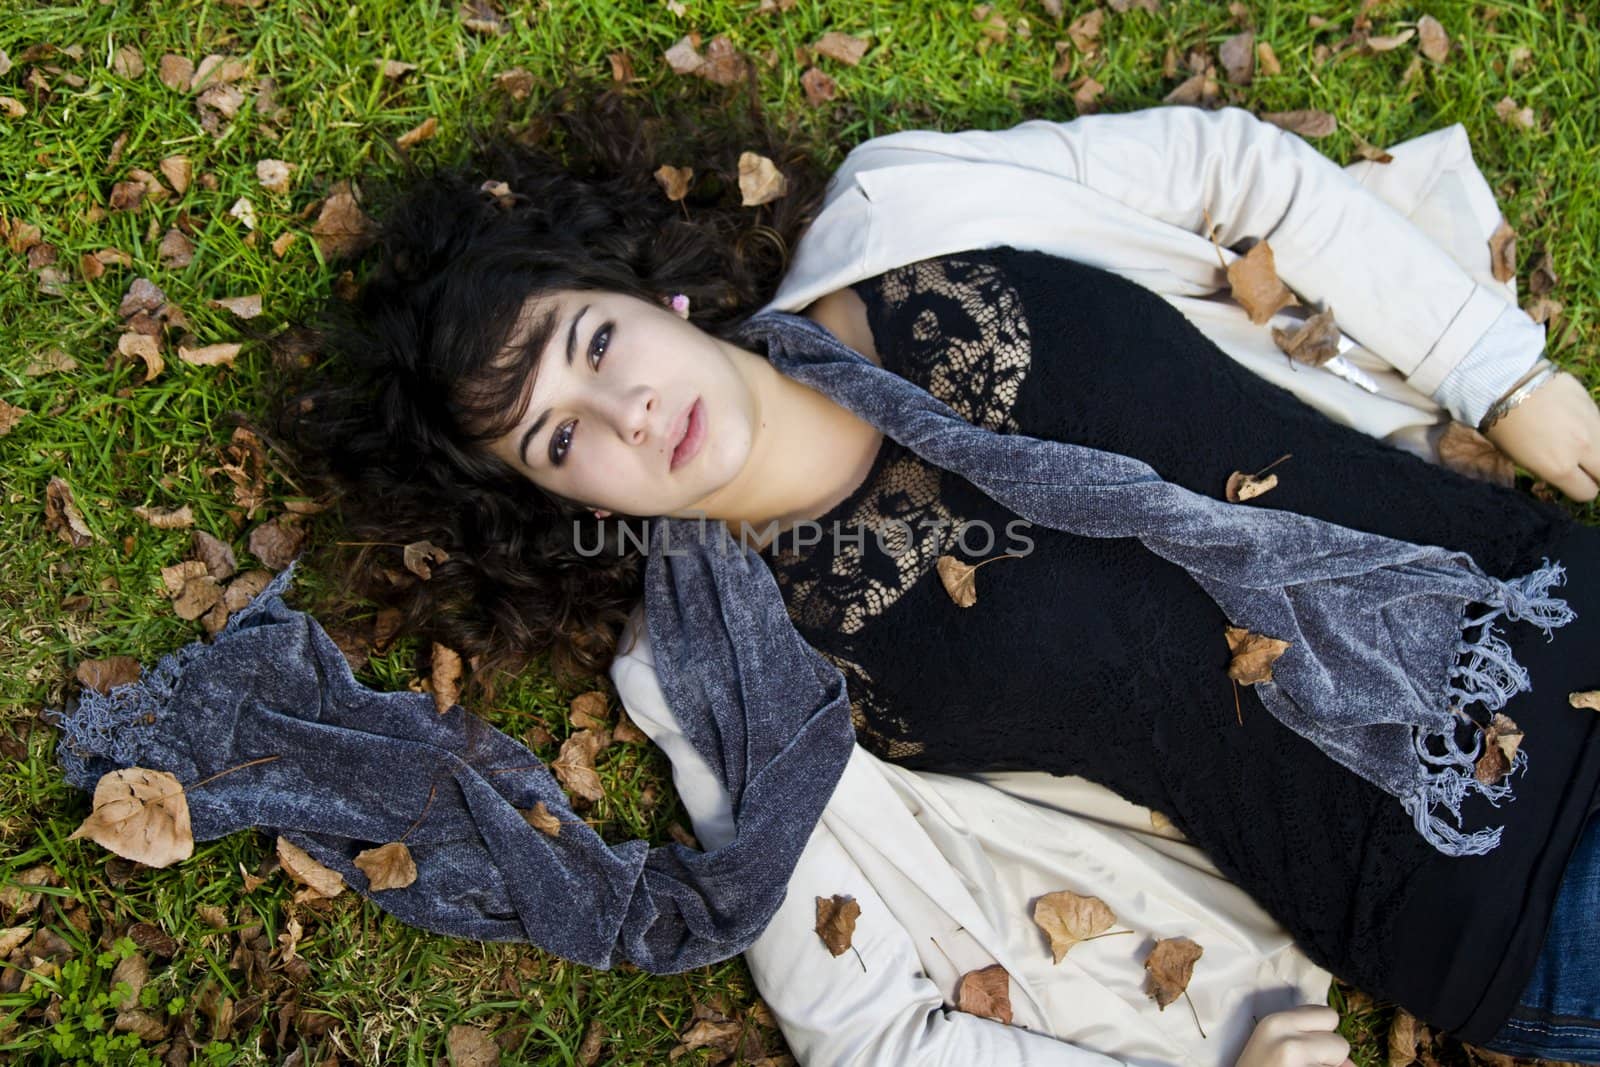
[1427,304,1546,428]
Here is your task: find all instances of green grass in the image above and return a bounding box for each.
[2,0,1596,1063]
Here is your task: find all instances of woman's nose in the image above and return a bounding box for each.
[605,386,659,445]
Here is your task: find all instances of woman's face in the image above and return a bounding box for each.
[484,289,759,518]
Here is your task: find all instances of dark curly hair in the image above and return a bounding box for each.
[266,86,829,687]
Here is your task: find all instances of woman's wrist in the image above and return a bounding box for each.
[1478,358,1559,434]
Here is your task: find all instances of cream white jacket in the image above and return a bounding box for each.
[609,108,1543,1067]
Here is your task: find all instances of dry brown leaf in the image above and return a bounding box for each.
[133,503,194,529]
[814,894,860,956]
[1219,31,1254,84]
[1272,306,1341,367]
[1524,296,1563,328]
[814,31,870,65]
[0,96,24,119]
[494,67,533,99]
[1389,1009,1420,1067]
[738,152,788,207]
[1569,690,1600,712]
[271,232,297,258]
[569,690,610,731]
[698,35,750,85]
[664,34,705,75]
[228,196,256,230]
[1256,40,1282,76]
[1495,96,1535,130]
[376,58,417,79]
[0,399,26,437]
[1488,219,1517,284]
[256,159,292,195]
[276,836,346,900]
[1475,712,1524,785]
[1417,15,1449,63]
[446,1023,501,1067]
[956,964,1013,1024]
[1224,626,1291,685]
[211,294,262,319]
[115,1009,166,1041]
[1529,249,1558,296]
[1437,422,1515,488]
[353,841,417,891]
[397,115,438,149]
[1144,936,1203,1009]
[1224,471,1278,502]
[553,729,606,803]
[110,951,149,1006]
[1364,28,1416,53]
[1227,241,1299,324]
[576,1018,605,1066]
[458,0,506,35]
[403,540,449,580]
[118,332,165,381]
[1032,890,1116,963]
[673,1017,744,1060]
[76,656,142,694]
[613,712,650,745]
[1068,9,1104,55]
[521,801,562,837]
[25,347,78,375]
[1163,72,1220,107]
[119,276,166,317]
[189,54,252,91]
[607,51,635,83]
[70,767,194,868]
[159,155,191,194]
[431,643,463,714]
[248,516,307,571]
[161,560,209,597]
[158,227,193,267]
[936,554,979,608]
[653,164,693,202]
[158,54,194,91]
[312,181,376,260]
[45,476,95,547]
[801,66,838,106]
[1260,109,1338,138]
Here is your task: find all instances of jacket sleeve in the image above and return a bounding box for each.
[608,645,1127,1067]
[832,106,1544,429]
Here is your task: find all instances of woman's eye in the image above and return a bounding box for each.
[549,420,576,466]
[589,322,612,369]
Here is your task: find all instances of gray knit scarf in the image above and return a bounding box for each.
[50,310,1572,975]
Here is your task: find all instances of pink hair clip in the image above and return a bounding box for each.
[669,293,691,319]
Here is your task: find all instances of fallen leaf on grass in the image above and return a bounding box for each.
[520,801,562,837]
[276,836,345,901]
[1495,97,1535,130]
[159,155,191,193]
[1224,626,1290,685]
[1272,307,1341,367]
[1488,219,1517,283]
[228,196,256,230]
[397,115,438,149]
[1256,40,1281,76]
[447,1023,501,1066]
[45,476,94,547]
[70,767,194,868]
[814,894,859,956]
[248,516,307,570]
[956,964,1012,1024]
[1144,936,1203,1008]
[458,0,506,36]
[211,294,262,319]
[353,841,417,891]
[813,31,870,65]
[1437,423,1514,488]
[801,66,837,106]
[494,66,533,99]
[376,58,417,79]
[569,691,610,730]
[256,159,292,195]
[1569,691,1600,712]
[698,35,750,85]
[158,227,193,267]
[110,951,149,1006]
[1474,713,1524,785]
[1260,109,1337,138]
[738,152,787,206]
[613,712,649,745]
[607,52,635,83]
[1417,15,1450,63]
[1032,890,1116,963]
[1224,471,1278,502]
[76,656,142,694]
[664,34,705,75]
[1219,31,1254,84]
[1227,241,1298,324]
[311,181,376,260]
[115,1009,166,1041]
[133,503,194,529]
[403,540,449,579]
[118,332,165,382]
[0,399,26,437]
[431,643,463,714]
[552,729,606,802]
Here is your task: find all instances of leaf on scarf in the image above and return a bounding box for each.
[1227,241,1299,324]
[569,690,611,730]
[1474,713,1524,785]
[431,643,463,715]
[1271,307,1341,367]
[69,768,194,868]
[446,1023,501,1067]
[1488,219,1517,283]
[1224,626,1290,685]
[1569,690,1600,712]
[275,836,346,900]
[1032,889,1116,963]
[520,801,562,837]
[653,164,692,202]
[1224,471,1278,502]
[1437,423,1514,488]
[936,555,979,607]
[1388,1009,1420,1067]
[402,539,449,580]
[75,656,142,694]
[1144,936,1203,1009]
[956,964,1013,1024]
[814,894,860,957]
[45,476,95,547]
[353,842,417,891]
[738,152,788,207]
[552,729,607,803]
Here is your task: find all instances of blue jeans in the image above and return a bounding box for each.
[1482,811,1600,1063]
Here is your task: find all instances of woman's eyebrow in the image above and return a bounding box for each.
[518,303,589,466]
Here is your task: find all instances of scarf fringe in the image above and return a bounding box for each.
[1409,558,1573,857]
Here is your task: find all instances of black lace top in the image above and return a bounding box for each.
[758,247,1600,1042]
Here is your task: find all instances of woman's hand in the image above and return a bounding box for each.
[1235,1006,1354,1067]
[1484,371,1600,502]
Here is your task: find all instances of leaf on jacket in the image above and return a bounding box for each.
[956,964,1013,1024]
[520,801,562,837]
[1271,306,1341,367]
[1436,423,1514,488]
[738,152,788,207]
[1488,219,1518,283]
[276,836,346,901]
[1224,471,1278,502]
[936,555,979,607]
[353,841,417,891]
[653,164,693,202]
[1474,713,1524,785]
[814,893,860,956]
[552,729,607,804]
[1569,690,1600,712]
[402,539,449,580]
[1032,889,1116,963]
[1144,936,1203,1009]
[69,767,195,868]
[1224,626,1290,685]
[1226,241,1299,324]
[1260,109,1338,139]
[569,690,611,730]
[430,643,463,715]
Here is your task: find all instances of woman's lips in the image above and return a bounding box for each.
[670,397,705,471]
